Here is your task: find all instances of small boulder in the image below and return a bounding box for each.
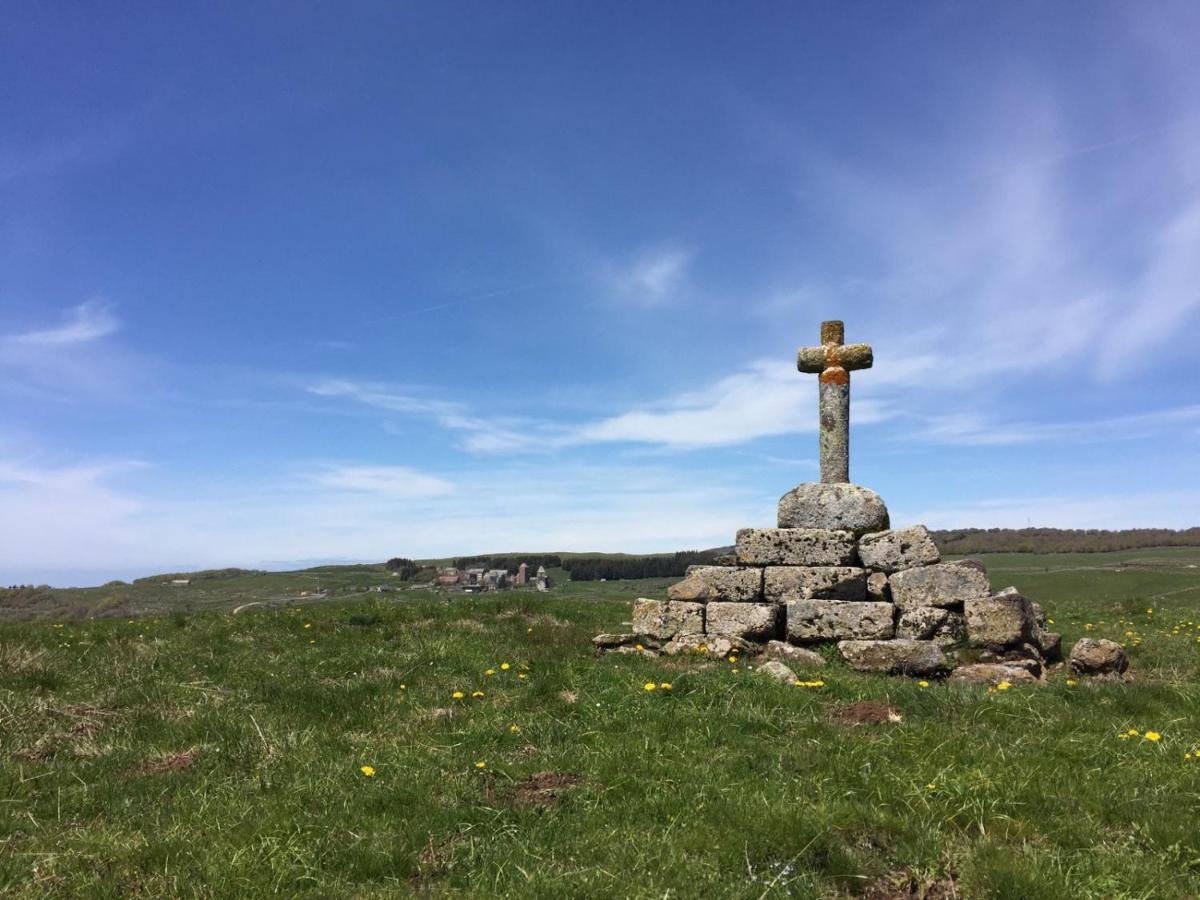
[949,663,1039,686]
[890,563,991,610]
[632,599,704,641]
[964,588,1039,650]
[1068,638,1129,676]
[857,525,941,574]
[764,566,866,602]
[735,527,858,567]
[764,640,826,668]
[777,482,890,536]
[755,660,796,684]
[665,575,719,602]
[592,633,642,649]
[838,639,948,676]
[661,634,755,658]
[705,602,780,640]
[787,600,896,642]
[671,566,762,602]
[896,607,966,647]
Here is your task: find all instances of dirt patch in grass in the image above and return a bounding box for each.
[410,834,464,892]
[14,703,119,761]
[58,703,119,737]
[511,772,583,808]
[828,700,903,727]
[126,749,200,777]
[860,868,957,899]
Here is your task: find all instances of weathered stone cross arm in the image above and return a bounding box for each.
[796,320,873,484]
[796,321,873,382]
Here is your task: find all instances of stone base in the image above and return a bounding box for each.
[596,502,1095,685]
[777,482,889,536]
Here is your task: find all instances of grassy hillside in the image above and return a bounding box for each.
[2,548,1200,897]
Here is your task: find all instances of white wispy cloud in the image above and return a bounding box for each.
[5,299,120,346]
[0,455,765,585]
[906,405,1200,447]
[310,464,454,498]
[609,246,693,303]
[307,362,897,454]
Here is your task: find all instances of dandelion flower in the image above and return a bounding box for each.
[731,668,740,674]
[360,765,376,777]
[485,669,496,676]
[926,783,936,790]
[452,690,465,700]
[635,644,644,651]
[527,627,533,633]
[304,623,312,629]
[472,690,485,699]
[400,684,406,690]
[659,682,672,691]
[644,682,657,692]
[1065,679,1077,686]
[509,724,521,733]
[1144,731,1162,742]
[474,761,486,770]
[918,681,929,688]
[727,655,737,663]
[996,681,1012,691]
[518,673,528,680]
[500,662,511,670]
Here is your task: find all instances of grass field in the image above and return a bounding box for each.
[3,548,1200,897]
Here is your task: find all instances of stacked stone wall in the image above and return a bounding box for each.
[594,482,1115,682]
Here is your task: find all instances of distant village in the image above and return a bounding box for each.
[435,562,552,593]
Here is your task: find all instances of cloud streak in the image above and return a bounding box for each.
[6,299,120,346]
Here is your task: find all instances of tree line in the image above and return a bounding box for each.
[451,554,564,572]
[561,551,723,581]
[931,527,1200,555]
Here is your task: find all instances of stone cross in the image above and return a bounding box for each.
[797,320,873,484]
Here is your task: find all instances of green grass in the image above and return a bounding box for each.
[3,549,1200,897]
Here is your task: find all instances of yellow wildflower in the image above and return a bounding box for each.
[500,662,511,670]
[996,681,1012,691]
[474,761,486,770]
[360,765,375,777]
[635,644,644,651]
[659,682,672,691]
[485,669,496,676]
[472,690,485,699]
[728,655,737,663]
[304,623,312,629]
[1144,731,1162,742]
[509,724,521,733]
[1065,679,1077,686]
[399,684,406,690]
[643,682,657,692]
[518,673,528,680]
[452,690,465,700]
[917,681,929,688]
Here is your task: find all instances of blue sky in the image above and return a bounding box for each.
[3,3,1200,586]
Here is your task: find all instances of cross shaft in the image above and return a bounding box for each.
[796,320,873,483]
